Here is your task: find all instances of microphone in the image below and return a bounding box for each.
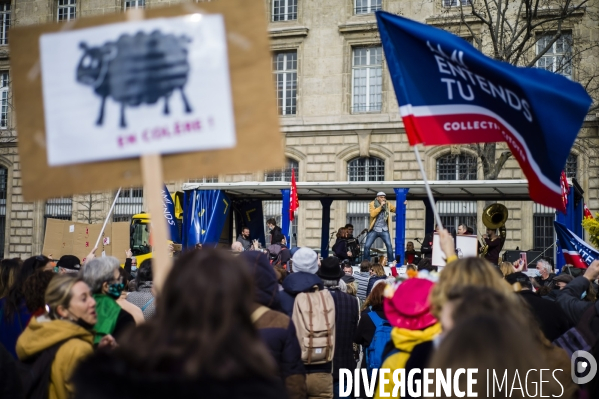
[414,237,422,244]
[361,228,368,234]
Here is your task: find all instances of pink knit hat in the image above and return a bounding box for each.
[384,278,437,330]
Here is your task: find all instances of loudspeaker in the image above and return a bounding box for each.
[502,250,543,265]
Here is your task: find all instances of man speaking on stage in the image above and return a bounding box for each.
[364,192,396,264]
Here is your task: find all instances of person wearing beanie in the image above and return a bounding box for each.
[279,248,323,316]
[240,251,307,399]
[317,257,359,399]
[375,278,441,399]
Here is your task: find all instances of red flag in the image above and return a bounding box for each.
[584,203,594,219]
[560,172,570,210]
[290,169,299,221]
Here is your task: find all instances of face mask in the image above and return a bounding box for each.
[66,309,95,331]
[581,291,587,300]
[107,282,125,299]
[534,270,542,277]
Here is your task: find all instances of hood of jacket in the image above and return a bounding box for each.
[16,316,93,361]
[390,322,441,353]
[240,251,280,308]
[282,272,323,296]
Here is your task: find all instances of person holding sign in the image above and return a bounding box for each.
[364,192,396,264]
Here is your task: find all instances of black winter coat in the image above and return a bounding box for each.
[518,290,570,341]
[555,276,599,328]
[240,252,306,399]
[72,350,287,399]
[332,238,350,260]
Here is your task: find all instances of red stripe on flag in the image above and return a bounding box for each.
[563,252,589,269]
[401,112,565,212]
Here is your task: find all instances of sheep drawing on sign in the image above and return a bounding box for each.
[76,30,193,128]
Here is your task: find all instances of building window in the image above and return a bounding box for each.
[533,203,555,263]
[443,0,470,6]
[0,166,6,257]
[124,0,145,10]
[437,154,477,180]
[273,51,297,116]
[263,200,297,245]
[57,0,76,21]
[536,34,572,78]
[45,198,73,221]
[265,159,299,182]
[188,176,218,183]
[113,187,143,222]
[0,73,8,129]
[437,201,477,235]
[348,157,385,182]
[0,2,10,46]
[272,0,297,21]
[354,0,381,14]
[352,47,383,113]
[565,153,577,179]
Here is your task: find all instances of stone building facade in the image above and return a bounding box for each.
[0,0,597,262]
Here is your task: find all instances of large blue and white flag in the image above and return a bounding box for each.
[161,185,180,243]
[376,11,592,211]
[554,221,597,269]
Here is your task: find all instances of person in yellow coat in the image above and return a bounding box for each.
[375,277,441,399]
[17,274,114,399]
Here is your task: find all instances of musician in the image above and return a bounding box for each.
[332,227,352,261]
[344,223,362,261]
[420,225,437,259]
[457,224,469,235]
[483,226,506,265]
[364,192,396,263]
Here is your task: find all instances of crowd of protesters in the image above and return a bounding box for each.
[1,225,599,399]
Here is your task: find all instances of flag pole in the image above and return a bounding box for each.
[94,187,122,250]
[413,146,444,230]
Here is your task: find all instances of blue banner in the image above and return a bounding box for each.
[236,200,266,247]
[162,185,180,243]
[554,221,596,270]
[182,189,231,249]
[376,11,592,211]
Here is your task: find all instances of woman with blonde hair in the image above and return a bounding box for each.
[366,263,386,296]
[17,274,114,399]
[499,261,515,278]
[430,257,516,317]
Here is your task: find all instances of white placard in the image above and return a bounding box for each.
[103,237,110,245]
[69,225,75,233]
[432,233,479,267]
[39,14,235,166]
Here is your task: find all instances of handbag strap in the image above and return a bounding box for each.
[141,297,155,312]
[250,305,270,324]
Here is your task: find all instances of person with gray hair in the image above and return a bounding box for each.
[81,257,135,344]
[534,258,556,289]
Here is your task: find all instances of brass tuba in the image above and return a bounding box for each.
[479,203,508,258]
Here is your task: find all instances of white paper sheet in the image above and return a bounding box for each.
[40,14,235,166]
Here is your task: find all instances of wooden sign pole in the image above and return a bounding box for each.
[141,154,171,294]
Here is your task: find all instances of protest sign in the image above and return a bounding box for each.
[10,1,283,201]
[42,219,129,264]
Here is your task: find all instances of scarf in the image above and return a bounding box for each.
[374,198,390,222]
[92,294,121,344]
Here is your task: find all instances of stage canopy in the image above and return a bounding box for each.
[182,179,531,201]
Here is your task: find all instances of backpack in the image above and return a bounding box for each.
[553,303,598,357]
[365,311,393,373]
[292,289,336,364]
[17,339,71,399]
[267,244,283,264]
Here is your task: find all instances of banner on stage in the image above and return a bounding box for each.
[432,233,478,267]
[376,11,592,211]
